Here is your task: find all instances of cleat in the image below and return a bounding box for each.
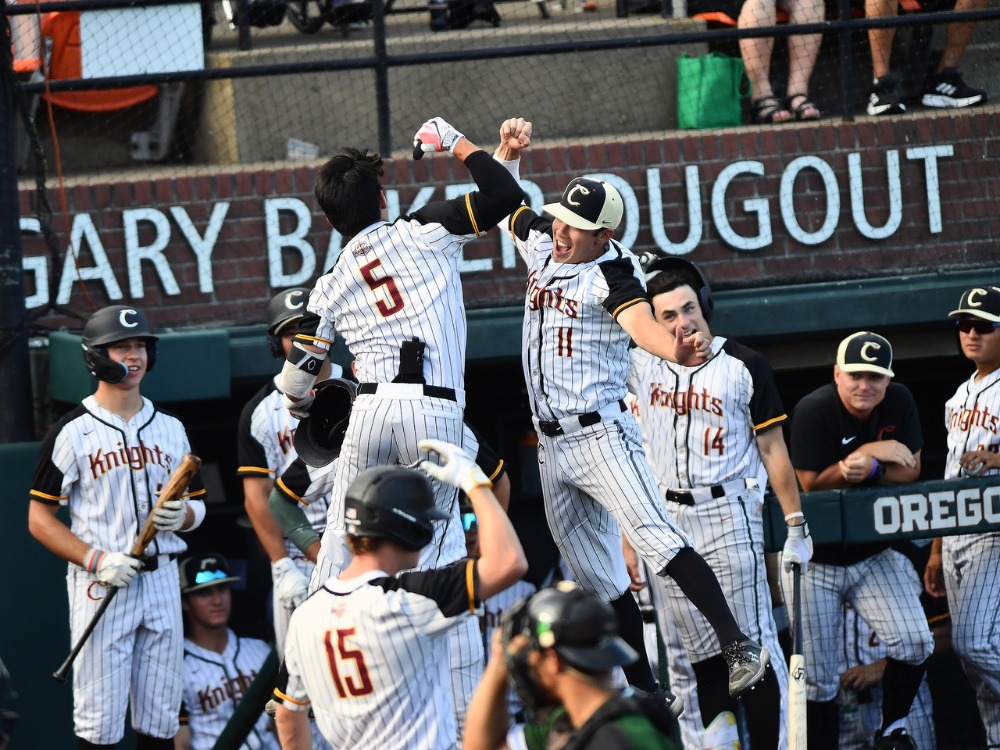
[873,727,917,750]
[723,638,769,697]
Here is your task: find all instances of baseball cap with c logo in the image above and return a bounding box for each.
[837,331,894,377]
[542,177,623,231]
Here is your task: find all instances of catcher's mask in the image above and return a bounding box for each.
[293,378,357,467]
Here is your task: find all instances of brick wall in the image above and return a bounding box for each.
[18,109,1000,331]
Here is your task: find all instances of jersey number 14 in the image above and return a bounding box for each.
[704,427,725,456]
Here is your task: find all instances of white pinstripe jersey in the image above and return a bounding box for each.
[236,377,329,557]
[507,209,648,421]
[627,336,787,490]
[180,630,279,750]
[282,561,477,749]
[306,217,475,393]
[29,395,206,557]
[944,367,1000,479]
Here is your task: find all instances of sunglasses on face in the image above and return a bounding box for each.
[956,318,1000,335]
[194,569,229,585]
[462,512,478,532]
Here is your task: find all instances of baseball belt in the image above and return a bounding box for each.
[535,400,627,438]
[139,552,178,572]
[357,383,457,402]
[665,478,759,506]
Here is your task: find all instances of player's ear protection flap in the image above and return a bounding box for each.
[82,340,157,383]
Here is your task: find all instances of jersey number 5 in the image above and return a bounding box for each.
[360,259,405,317]
[324,627,374,698]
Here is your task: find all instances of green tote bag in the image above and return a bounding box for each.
[676,51,750,130]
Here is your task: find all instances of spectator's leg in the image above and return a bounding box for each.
[936,0,985,70]
[865,0,896,78]
[739,0,791,120]
[783,0,823,109]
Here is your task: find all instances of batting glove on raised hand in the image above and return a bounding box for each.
[418,438,491,494]
[271,557,309,611]
[282,391,314,420]
[84,549,141,588]
[152,498,187,532]
[782,520,813,574]
[413,117,464,158]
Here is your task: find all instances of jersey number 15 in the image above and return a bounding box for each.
[324,627,374,698]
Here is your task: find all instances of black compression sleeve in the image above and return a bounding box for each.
[465,150,525,229]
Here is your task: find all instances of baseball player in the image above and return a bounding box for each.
[924,285,1000,745]
[236,288,342,660]
[277,117,526,741]
[788,330,934,750]
[627,255,810,749]
[274,440,528,749]
[27,305,207,750]
[492,121,769,702]
[270,417,508,736]
[837,596,936,750]
[176,553,279,750]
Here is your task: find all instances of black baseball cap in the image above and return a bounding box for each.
[949,286,1000,322]
[542,177,623,231]
[179,553,240,595]
[526,581,637,673]
[836,331,894,377]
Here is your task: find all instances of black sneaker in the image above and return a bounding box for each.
[867,72,906,116]
[921,68,988,108]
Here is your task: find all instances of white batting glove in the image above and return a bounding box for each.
[282,391,314,420]
[152,498,187,532]
[413,117,464,156]
[782,521,813,574]
[418,438,491,494]
[84,549,141,588]
[271,557,309,611]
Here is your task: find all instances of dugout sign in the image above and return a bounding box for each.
[763,477,1000,550]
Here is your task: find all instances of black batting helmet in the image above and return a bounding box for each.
[343,466,448,552]
[639,253,714,323]
[82,305,159,384]
[518,581,637,674]
[266,287,310,358]
[293,378,358,467]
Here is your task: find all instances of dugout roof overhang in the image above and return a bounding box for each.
[46,268,988,403]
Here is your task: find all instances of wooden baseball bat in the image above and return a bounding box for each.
[788,561,808,750]
[53,454,202,683]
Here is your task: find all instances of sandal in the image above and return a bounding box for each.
[751,96,792,124]
[788,93,821,121]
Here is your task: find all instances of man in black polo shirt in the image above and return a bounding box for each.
[788,331,934,750]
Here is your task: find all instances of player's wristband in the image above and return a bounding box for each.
[83,547,107,573]
[784,511,804,525]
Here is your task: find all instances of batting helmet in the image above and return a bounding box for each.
[266,287,310,358]
[516,581,637,674]
[343,466,448,552]
[82,305,159,384]
[293,378,358,467]
[640,253,714,323]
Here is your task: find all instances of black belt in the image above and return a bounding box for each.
[665,485,728,506]
[537,400,627,438]
[358,383,457,402]
[140,553,178,572]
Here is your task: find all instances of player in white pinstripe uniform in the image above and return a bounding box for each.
[176,553,279,750]
[27,305,207,750]
[837,594,936,750]
[277,117,525,742]
[628,255,810,749]
[493,121,769,703]
[790,331,934,750]
[924,285,1000,746]
[237,288,341,663]
[274,440,528,749]
[270,418,507,736]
